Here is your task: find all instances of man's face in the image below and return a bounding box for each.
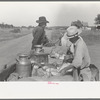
[69,36,79,43]
[69,37,75,43]
[42,23,47,28]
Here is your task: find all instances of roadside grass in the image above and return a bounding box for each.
[0,27,100,46]
[0,28,32,42]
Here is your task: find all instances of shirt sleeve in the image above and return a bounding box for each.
[72,41,83,68]
[32,27,44,45]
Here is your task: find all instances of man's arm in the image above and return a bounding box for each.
[72,41,83,68]
[59,64,75,75]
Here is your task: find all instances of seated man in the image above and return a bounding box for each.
[58,26,91,81]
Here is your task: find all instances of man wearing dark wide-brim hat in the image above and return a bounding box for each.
[31,16,49,49]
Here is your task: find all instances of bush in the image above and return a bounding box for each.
[10,28,21,33]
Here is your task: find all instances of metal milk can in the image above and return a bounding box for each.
[30,45,48,64]
[34,45,44,53]
[16,54,32,77]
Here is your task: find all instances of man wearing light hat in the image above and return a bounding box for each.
[31,16,49,49]
[59,26,91,81]
[61,20,83,47]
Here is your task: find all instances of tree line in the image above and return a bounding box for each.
[0,23,14,28]
[0,23,34,29]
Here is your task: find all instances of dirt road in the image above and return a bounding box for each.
[0,34,33,70]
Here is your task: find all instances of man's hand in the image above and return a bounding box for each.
[59,64,74,76]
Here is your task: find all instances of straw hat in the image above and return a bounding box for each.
[36,16,49,23]
[66,26,82,38]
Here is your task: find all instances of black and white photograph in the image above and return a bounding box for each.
[0,1,99,82]
[0,1,100,99]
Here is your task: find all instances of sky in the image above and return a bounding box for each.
[0,1,100,27]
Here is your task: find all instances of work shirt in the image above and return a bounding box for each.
[61,33,91,69]
[70,36,91,69]
[32,26,45,46]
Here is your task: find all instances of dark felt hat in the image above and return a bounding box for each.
[36,16,49,23]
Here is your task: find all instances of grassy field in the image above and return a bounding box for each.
[1,27,100,46]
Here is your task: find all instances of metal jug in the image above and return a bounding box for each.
[16,54,32,77]
[34,45,44,53]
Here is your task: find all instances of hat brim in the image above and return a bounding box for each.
[67,29,82,38]
[36,20,49,23]
[67,33,79,38]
